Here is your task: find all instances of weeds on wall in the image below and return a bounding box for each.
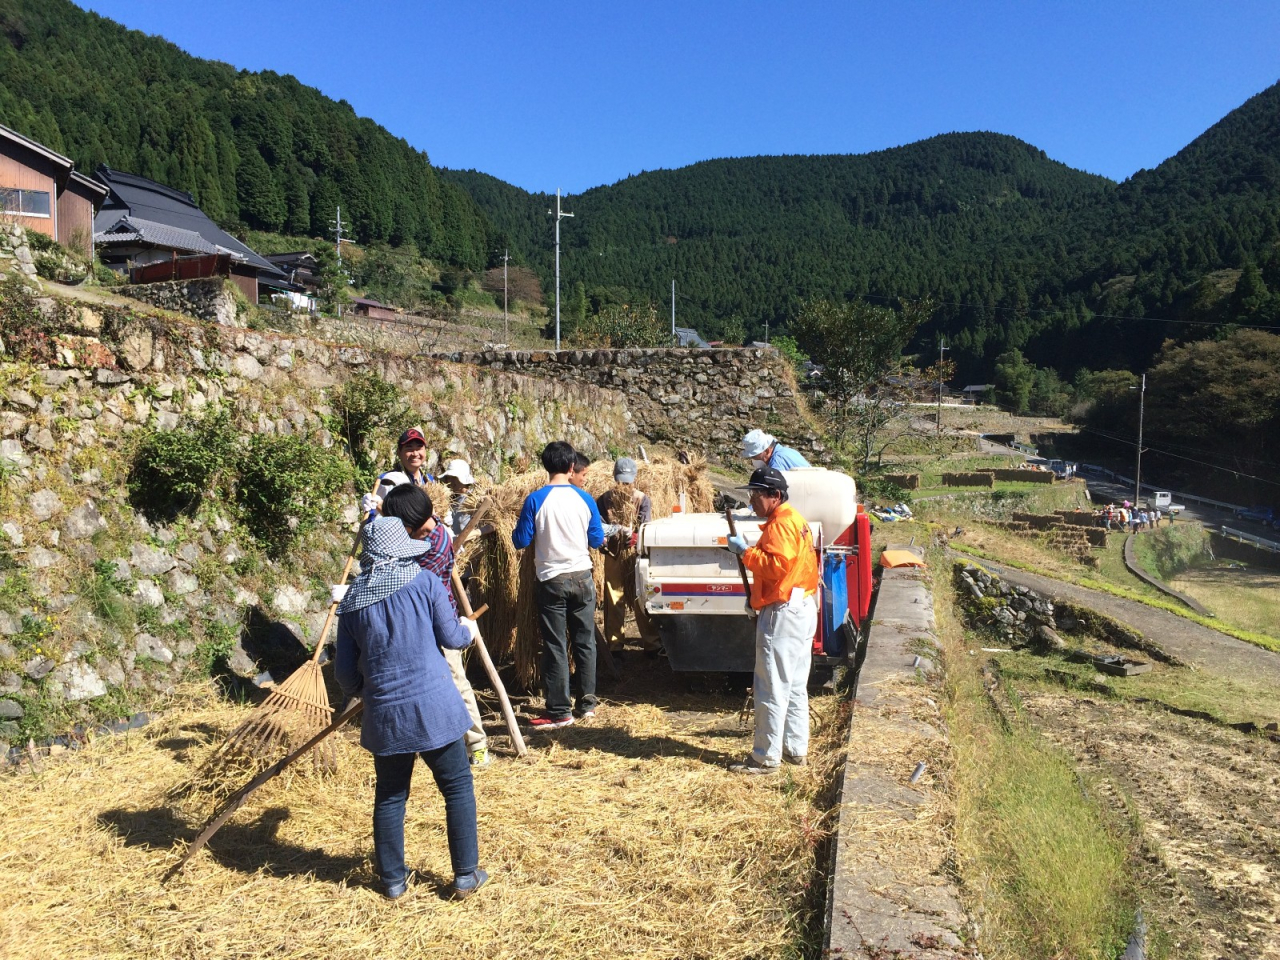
[235,433,352,555]
[331,370,409,483]
[127,411,237,518]
[0,274,61,364]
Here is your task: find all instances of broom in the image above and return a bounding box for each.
[200,472,384,777]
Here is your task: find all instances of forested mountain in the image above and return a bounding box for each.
[447,84,1280,379]
[0,0,497,269]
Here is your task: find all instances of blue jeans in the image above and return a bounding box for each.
[536,569,598,719]
[372,738,477,889]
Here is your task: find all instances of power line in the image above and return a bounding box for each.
[1072,425,1280,486]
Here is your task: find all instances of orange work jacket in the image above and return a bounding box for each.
[741,501,820,610]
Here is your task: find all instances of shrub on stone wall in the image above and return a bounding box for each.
[128,412,238,518]
[235,434,353,556]
[331,370,409,481]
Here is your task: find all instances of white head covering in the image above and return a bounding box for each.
[741,429,775,459]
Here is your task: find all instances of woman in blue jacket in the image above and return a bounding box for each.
[335,515,488,901]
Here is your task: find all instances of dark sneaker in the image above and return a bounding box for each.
[452,868,489,900]
[529,715,575,730]
[575,705,597,720]
[782,753,807,766]
[729,756,779,775]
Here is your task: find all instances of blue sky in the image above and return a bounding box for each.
[83,1,1280,194]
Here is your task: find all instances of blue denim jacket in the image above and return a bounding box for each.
[336,570,473,755]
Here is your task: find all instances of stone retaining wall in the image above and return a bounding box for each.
[118,278,239,326]
[432,347,823,465]
[0,222,38,280]
[0,293,635,753]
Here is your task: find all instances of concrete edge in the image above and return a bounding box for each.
[823,564,970,958]
[1123,534,1213,617]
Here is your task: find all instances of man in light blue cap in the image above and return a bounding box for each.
[741,429,811,471]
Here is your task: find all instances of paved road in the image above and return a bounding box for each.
[951,551,1280,687]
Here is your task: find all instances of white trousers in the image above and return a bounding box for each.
[443,646,487,751]
[751,594,817,766]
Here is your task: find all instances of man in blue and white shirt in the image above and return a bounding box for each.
[513,441,605,728]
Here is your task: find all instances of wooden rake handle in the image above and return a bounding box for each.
[308,473,385,665]
[449,500,528,758]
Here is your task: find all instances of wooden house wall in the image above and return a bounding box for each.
[56,179,99,258]
[0,145,58,242]
[230,263,258,303]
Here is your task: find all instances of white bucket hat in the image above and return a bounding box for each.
[439,459,476,485]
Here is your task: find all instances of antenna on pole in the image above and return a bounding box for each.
[548,189,574,350]
[671,278,676,340]
[330,206,344,264]
[329,205,346,318]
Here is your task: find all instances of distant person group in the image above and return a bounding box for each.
[332,426,820,901]
[1098,502,1167,532]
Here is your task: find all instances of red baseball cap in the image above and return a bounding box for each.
[398,428,427,448]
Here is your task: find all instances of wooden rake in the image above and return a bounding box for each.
[199,476,381,778]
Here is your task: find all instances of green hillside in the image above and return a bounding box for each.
[448,85,1280,377]
[0,0,497,269]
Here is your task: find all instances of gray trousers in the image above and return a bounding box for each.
[751,595,817,766]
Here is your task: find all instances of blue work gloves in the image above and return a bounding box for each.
[726,534,748,556]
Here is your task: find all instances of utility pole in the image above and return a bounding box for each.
[547,189,573,350]
[501,249,511,344]
[671,278,676,340]
[936,337,949,435]
[330,205,345,317]
[330,205,344,264]
[1134,373,1146,507]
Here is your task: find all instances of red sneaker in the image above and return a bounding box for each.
[528,715,575,730]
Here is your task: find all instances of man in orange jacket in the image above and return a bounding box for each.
[725,466,819,774]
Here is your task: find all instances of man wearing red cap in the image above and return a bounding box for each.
[363,428,435,515]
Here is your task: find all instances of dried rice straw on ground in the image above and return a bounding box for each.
[1,670,849,960]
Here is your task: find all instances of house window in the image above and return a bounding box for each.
[0,188,52,217]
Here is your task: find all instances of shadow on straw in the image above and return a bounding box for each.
[99,805,367,884]
[548,725,743,768]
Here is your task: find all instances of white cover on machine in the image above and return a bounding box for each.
[781,468,856,543]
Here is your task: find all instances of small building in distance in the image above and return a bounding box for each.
[93,166,283,301]
[961,384,995,405]
[0,123,107,259]
[674,326,710,348]
[261,251,321,312]
[349,296,398,321]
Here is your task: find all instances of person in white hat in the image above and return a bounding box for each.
[439,458,478,537]
[741,429,811,471]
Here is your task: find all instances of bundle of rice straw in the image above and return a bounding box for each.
[459,455,714,690]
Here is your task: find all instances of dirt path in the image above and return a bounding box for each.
[951,551,1280,687]
[1025,693,1280,959]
